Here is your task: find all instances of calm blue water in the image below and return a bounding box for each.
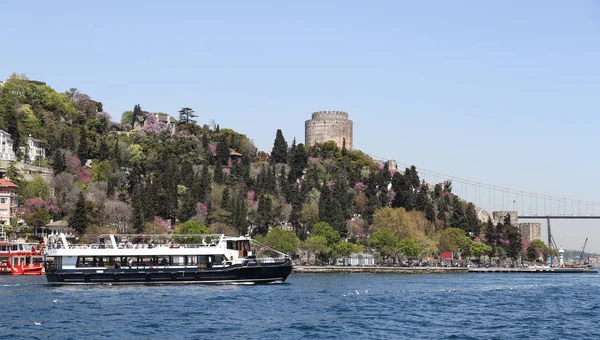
[1,272,599,339]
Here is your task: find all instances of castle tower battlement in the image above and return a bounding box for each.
[305,110,353,150]
[311,110,349,119]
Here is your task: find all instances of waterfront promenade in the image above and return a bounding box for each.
[293,266,467,274]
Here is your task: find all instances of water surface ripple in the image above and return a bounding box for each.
[1,273,599,339]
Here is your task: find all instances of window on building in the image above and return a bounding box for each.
[0,198,6,204]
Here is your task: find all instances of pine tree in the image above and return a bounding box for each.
[178,107,197,125]
[270,129,288,164]
[69,192,89,235]
[132,104,143,127]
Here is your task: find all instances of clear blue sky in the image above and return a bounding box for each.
[3,1,600,251]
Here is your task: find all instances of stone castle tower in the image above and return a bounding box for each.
[305,111,353,150]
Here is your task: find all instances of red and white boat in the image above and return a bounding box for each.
[0,233,44,275]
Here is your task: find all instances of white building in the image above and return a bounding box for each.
[26,136,45,163]
[0,130,15,161]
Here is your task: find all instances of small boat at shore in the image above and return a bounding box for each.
[43,233,292,285]
[0,233,45,275]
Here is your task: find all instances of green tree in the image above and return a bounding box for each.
[333,241,363,258]
[173,220,211,235]
[24,208,51,232]
[371,228,398,263]
[121,110,133,127]
[310,222,341,247]
[270,129,288,164]
[263,226,300,255]
[398,238,422,260]
[302,235,328,265]
[21,175,49,200]
[69,192,89,236]
[505,224,523,262]
[526,239,548,262]
[438,228,471,255]
[470,241,492,261]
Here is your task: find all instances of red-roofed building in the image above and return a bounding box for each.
[0,177,18,225]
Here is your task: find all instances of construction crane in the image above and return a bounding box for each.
[578,238,588,266]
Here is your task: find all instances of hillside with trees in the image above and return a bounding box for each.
[0,74,535,264]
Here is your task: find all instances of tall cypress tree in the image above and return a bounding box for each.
[270,129,288,164]
[131,186,145,233]
[98,138,109,161]
[221,188,230,210]
[53,150,66,175]
[178,191,198,223]
[289,143,308,183]
[216,135,229,165]
[78,127,89,161]
[465,203,480,235]
[69,192,89,235]
[255,194,272,235]
[132,104,143,127]
[318,183,332,222]
[214,162,224,184]
[198,165,211,204]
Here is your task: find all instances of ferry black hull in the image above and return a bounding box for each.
[45,262,293,285]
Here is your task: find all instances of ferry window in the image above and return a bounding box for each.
[32,258,42,265]
[171,256,185,265]
[187,256,197,265]
[12,245,18,251]
[0,256,7,264]
[0,245,6,251]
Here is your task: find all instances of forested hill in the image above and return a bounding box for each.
[0,74,538,264]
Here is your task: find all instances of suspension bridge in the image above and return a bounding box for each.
[366,154,600,251]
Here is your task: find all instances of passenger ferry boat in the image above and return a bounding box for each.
[44,233,293,284]
[0,231,44,275]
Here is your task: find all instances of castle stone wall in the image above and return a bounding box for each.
[519,222,542,242]
[305,110,353,150]
[492,211,518,227]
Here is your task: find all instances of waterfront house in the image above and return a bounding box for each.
[0,177,18,225]
[43,220,75,238]
[336,253,376,266]
[0,130,16,161]
[25,136,46,164]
